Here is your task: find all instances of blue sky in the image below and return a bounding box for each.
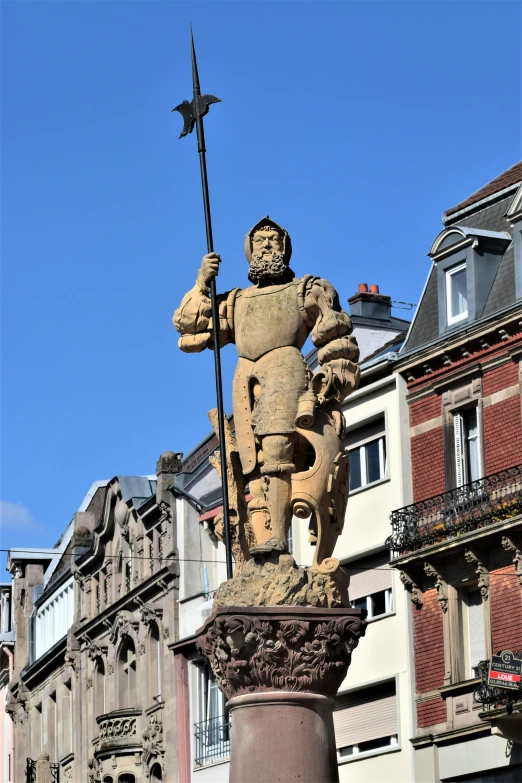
[1,0,521,565]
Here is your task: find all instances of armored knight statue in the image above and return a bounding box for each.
[174,217,360,579]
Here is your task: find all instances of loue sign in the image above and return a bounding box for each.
[488,650,522,690]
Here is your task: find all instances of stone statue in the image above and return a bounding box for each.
[173,217,360,588]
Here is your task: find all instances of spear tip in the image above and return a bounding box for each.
[190,24,201,94]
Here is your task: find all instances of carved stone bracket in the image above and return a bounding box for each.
[464,549,490,600]
[502,536,522,588]
[88,757,102,783]
[196,605,366,702]
[424,562,448,612]
[399,570,423,607]
[139,603,162,626]
[142,711,164,765]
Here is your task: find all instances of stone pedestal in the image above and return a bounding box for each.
[196,605,366,783]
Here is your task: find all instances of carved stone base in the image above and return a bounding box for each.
[196,605,366,783]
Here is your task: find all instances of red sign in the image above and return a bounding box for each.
[488,670,521,684]
[488,650,522,691]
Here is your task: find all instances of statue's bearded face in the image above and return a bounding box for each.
[249,229,287,283]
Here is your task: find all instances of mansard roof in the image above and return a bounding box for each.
[444,161,522,219]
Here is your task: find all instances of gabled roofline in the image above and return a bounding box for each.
[443,181,521,224]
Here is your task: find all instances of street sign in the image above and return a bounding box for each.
[488,650,522,690]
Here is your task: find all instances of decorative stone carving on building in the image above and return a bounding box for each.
[173,217,360,592]
[107,663,114,676]
[464,549,490,600]
[138,643,146,656]
[88,756,102,783]
[86,677,93,689]
[162,626,169,640]
[424,562,448,612]
[502,536,522,588]
[109,610,138,643]
[87,641,107,662]
[196,606,365,701]
[399,570,423,606]
[139,603,161,626]
[158,501,172,524]
[142,711,164,765]
[156,451,182,476]
[99,714,137,740]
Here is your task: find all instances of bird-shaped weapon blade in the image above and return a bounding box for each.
[171,28,233,580]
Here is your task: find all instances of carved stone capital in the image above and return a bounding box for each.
[424,562,448,612]
[196,605,366,702]
[464,549,490,600]
[502,536,522,588]
[109,610,138,643]
[87,641,107,662]
[139,603,161,626]
[399,570,423,606]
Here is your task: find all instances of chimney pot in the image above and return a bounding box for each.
[358,283,368,293]
[369,284,380,294]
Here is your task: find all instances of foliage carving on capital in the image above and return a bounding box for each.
[196,607,366,701]
[139,603,161,626]
[87,641,107,662]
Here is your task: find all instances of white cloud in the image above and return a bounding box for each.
[0,500,40,530]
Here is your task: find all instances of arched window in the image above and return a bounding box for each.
[94,658,106,716]
[118,775,135,783]
[148,623,161,703]
[150,763,162,782]
[118,638,137,709]
[103,777,114,783]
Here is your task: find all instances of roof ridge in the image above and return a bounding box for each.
[445,161,522,217]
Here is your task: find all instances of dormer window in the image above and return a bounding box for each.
[446,263,468,325]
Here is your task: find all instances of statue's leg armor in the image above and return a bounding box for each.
[247,471,272,547]
[254,434,295,552]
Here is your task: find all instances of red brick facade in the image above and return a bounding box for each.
[490,564,522,654]
[413,589,447,727]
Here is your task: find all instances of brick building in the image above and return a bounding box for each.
[387,163,522,781]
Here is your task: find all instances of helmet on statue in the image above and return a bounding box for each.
[244,216,292,265]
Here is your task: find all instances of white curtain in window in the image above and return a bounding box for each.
[334,682,397,748]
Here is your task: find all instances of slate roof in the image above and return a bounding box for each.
[403,193,519,354]
[118,476,157,510]
[445,161,522,217]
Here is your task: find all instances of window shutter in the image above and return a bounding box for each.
[345,417,385,450]
[334,681,397,748]
[454,413,465,487]
[467,589,485,670]
[345,552,392,602]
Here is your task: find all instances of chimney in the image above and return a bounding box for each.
[156,451,183,498]
[348,284,392,324]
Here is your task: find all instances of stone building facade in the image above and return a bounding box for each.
[5,453,181,783]
[388,163,522,782]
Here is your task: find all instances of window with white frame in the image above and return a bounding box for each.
[346,417,387,492]
[34,578,75,660]
[334,680,398,760]
[453,406,482,487]
[195,663,230,766]
[446,263,468,325]
[458,587,486,680]
[344,552,393,620]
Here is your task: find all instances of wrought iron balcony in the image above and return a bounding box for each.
[386,464,522,554]
[194,714,231,766]
[473,659,522,713]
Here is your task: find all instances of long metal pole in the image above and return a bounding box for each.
[190,33,233,580]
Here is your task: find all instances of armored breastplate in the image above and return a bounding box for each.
[235,280,308,361]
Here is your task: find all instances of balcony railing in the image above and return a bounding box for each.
[473,658,522,713]
[194,715,231,766]
[386,464,522,554]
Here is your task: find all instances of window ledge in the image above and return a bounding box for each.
[338,743,401,765]
[193,757,230,771]
[366,611,396,625]
[349,477,390,497]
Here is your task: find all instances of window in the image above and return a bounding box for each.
[48,693,57,762]
[118,639,137,709]
[334,680,398,760]
[454,407,482,486]
[195,664,230,766]
[346,417,387,492]
[34,578,74,659]
[458,588,486,679]
[148,623,161,703]
[94,658,106,717]
[446,263,468,325]
[118,776,135,783]
[345,552,393,620]
[150,764,163,782]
